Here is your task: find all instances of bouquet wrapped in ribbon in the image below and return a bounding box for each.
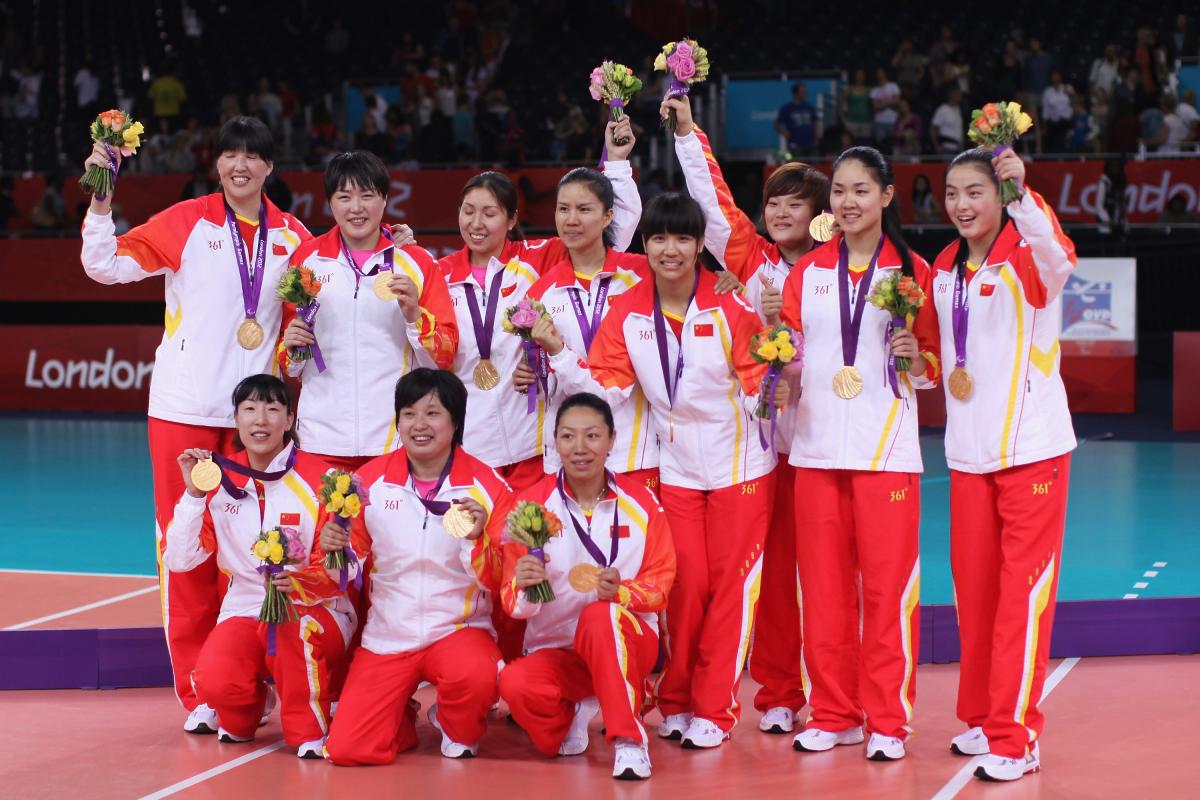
[750,324,802,448]
[967,101,1034,204]
[320,469,370,591]
[868,272,927,397]
[503,298,552,414]
[254,527,307,654]
[589,61,642,145]
[80,109,144,199]
[278,266,326,373]
[506,501,563,603]
[654,38,711,131]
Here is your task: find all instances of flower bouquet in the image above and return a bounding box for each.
[967,101,1034,204]
[654,38,711,131]
[589,61,642,145]
[254,527,307,654]
[278,266,326,373]
[80,109,144,199]
[867,272,927,397]
[506,501,563,603]
[319,469,370,591]
[750,323,801,449]
[503,297,552,413]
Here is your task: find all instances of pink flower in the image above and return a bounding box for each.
[588,67,604,101]
[510,302,539,328]
[283,529,307,563]
[669,53,697,81]
[674,41,693,60]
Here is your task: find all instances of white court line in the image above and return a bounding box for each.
[1134,582,1149,589]
[1123,593,1139,599]
[1143,571,1159,578]
[136,740,285,800]
[0,567,157,579]
[929,657,1080,800]
[2,585,159,631]
[1153,562,1168,568]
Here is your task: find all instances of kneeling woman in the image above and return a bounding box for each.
[167,374,355,759]
[321,368,514,765]
[498,393,675,780]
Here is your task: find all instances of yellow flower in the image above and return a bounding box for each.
[779,342,797,362]
[654,52,667,71]
[328,492,345,512]
[1008,101,1022,116]
[267,541,284,564]
[267,529,280,544]
[776,330,791,343]
[757,341,779,361]
[343,494,362,516]
[335,474,351,494]
[122,122,144,153]
[1016,113,1033,135]
[253,540,270,560]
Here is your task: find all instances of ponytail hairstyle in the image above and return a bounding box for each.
[946,148,1011,273]
[557,167,616,248]
[831,145,914,277]
[459,171,525,241]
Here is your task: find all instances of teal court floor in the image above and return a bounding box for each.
[2,417,1197,603]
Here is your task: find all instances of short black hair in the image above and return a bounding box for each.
[325,150,390,199]
[215,116,275,162]
[394,368,467,446]
[555,392,615,436]
[640,192,707,240]
[230,374,297,450]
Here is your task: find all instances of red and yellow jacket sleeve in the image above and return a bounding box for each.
[583,306,639,401]
[1007,188,1077,308]
[464,475,513,593]
[499,538,526,617]
[781,264,805,333]
[409,246,459,368]
[728,298,771,399]
[81,199,201,284]
[910,258,942,386]
[290,505,353,604]
[617,505,676,613]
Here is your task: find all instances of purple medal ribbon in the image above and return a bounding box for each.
[294,299,327,374]
[340,227,396,284]
[225,201,269,329]
[951,233,1002,379]
[211,447,298,500]
[757,365,784,450]
[96,142,121,201]
[598,98,626,165]
[652,271,699,410]
[836,235,884,372]
[885,315,906,399]
[522,338,548,414]
[409,451,456,520]
[567,275,612,352]
[463,267,505,365]
[556,471,620,567]
[255,561,287,655]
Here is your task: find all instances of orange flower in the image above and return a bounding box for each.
[982,103,1002,126]
[974,116,993,135]
[99,110,127,130]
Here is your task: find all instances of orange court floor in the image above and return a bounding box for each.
[1,654,1194,799]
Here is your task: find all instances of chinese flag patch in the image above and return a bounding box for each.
[979,283,996,297]
[501,283,517,298]
[616,525,631,539]
[693,323,714,337]
[279,512,301,526]
[272,244,288,256]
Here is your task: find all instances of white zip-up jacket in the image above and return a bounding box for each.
[583,268,776,490]
[81,193,310,427]
[781,235,938,473]
[529,249,658,475]
[280,226,457,457]
[921,189,1078,473]
[500,472,675,653]
[164,444,355,643]
[338,447,513,655]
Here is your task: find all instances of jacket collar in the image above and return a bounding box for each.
[381,446,476,489]
[806,233,906,271]
[314,224,395,261]
[201,191,286,230]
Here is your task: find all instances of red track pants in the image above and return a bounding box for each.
[499,601,659,755]
[792,467,920,739]
[750,462,806,713]
[656,472,773,731]
[148,416,236,710]
[190,608,346,747]
[324,627,501,765]
[950,453,1071,759]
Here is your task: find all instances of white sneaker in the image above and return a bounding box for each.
[427,703,478,759]
[792,726,865,752]
[217,727,254,743]
[259,684,277,726]
[974,743,1040,782]
[183,703,218,735]
[296,738,325,759]
[657,712,693,740]
[950,726,990,756]
[759,707,796,734]
[612,738,652,780]
[866,733,906,761]
[557,696,600,756]
[681,717,730,749]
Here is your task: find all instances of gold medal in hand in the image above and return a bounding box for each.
[191,458,222,493]
[568,563,602,593]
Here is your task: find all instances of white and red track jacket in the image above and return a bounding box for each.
[334,446,513,655]
[81,193,311,427]
[500,471,676,653]
[781,235,938,473]
[675,126,805,454]
[528,249,658,475]
[581,268,775,490]
[164,443,356,643]
[920,189,1077,474]
[279,226,457,458]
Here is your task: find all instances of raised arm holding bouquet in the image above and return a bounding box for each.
[654,38,710,131]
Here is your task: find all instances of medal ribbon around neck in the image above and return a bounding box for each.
[652,270,699,410]
[225,201,268,326]
[556,471,620,567]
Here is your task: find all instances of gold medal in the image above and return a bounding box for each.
[236,318,264,350]
[832,365,863,399]
[473,359,500,391]
[568,563,602,593]
[442,502,476,539]
[809,211,836,243]
[948,368,974,401]
[373,272,398,301]
[190,458,222,493]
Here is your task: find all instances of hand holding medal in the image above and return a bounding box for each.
[442,499,487,540]
[179,448,219,497]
